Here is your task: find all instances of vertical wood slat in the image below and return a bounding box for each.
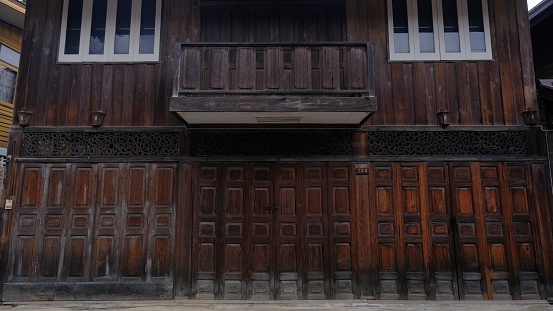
[348,47,367,90]
[209,48,229,90]
[293,47,311,90]
[237,48,256,90]
[181,47,201,90]
[321,47,340,90]
[265,48,283,90]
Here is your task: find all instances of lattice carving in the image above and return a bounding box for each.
[193,131,352,156]
[367,131,528,156]
[23,132,179,157]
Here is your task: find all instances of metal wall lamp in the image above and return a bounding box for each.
[522,108,538,126]
[437,109,451,127]
[91,111,106,127]
[17,110,32,127]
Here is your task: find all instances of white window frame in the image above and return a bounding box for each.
[387,0,492,61]
[58,0,162,63]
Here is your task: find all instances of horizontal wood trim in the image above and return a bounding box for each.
[177,41,366,47]
[2,282,173,301]
[170,95,376,112]
[201,0,344,6]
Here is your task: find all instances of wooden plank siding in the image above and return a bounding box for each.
[0,20,22,147]
[14,0,536,127]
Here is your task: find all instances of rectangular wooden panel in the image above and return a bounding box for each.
[265,48,283,90]
[210,48,229,90]
[293,47,311,90]
[348,47,367,90]
[237,48,256,89]
[181,47,201,90]
[321,47,340,90]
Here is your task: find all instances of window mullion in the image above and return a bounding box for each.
[457,0,469,60]
[105,0,118,62]
[80,0,94,62]
[129,0,141,61]
[414,0,441,61]
[153,0,162,61]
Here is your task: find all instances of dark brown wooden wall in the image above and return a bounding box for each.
[15,0,536,127]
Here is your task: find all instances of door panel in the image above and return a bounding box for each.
[275,164,301,299]
[250,164,274,300]
[93,164,122,280]
[192,162,354,300]
[11,166,45,280]
[222,165,247,299]
[9,163,176,294]
[327,164,355,299]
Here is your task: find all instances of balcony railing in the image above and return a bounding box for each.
[170,42,376,124]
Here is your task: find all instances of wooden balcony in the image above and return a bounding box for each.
[170,42,376,125]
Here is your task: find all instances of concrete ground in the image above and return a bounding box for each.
[0,300,552,311]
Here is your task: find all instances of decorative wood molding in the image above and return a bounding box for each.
[366,130,528,156]
[22,132,180,157]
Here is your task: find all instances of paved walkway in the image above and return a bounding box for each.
[0,300,552,311]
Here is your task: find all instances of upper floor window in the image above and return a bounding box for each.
[0,44,19,106]
[387,0,492,61]
[59,0,161,62]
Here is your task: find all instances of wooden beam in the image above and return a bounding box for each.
[170,95,377,112]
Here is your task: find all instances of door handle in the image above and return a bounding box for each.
[264,205,278,211]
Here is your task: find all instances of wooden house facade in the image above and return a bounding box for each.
[1,0,552,302]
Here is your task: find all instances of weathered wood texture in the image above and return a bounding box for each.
[13,0,536,127]
[362,162,550,300]
[192,162,356,299]
[4,162,177,300]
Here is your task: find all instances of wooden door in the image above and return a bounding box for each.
[369,162,545,300]
[8,163,176,294]
[9,164,71,281]
[191,162,355,300]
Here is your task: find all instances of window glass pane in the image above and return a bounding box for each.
[0,65,17,104]
[467,0,486,52]
[139,0,156,54]
[65,0,84,54]
[89,0,108,54]
[442,0,460,53]
[0,45,20,67]
[114,0,132,54]
[392,0,410,53]
[417,0,435,53]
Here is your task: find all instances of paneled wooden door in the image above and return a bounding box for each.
[369,162,546,301]
[8,163,177,296]
[192,162,355,300]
